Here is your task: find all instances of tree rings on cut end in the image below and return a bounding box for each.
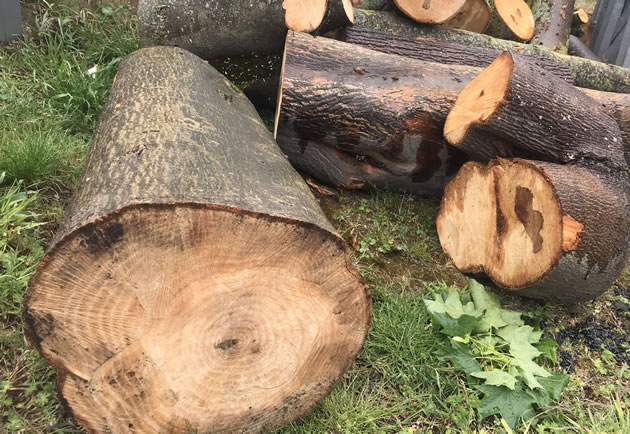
[495,0,535,41]
[436,159,570,289]
[394,0,468,24]
[25,205,370,433]
[443,52,513,146]
[284,0,328,32]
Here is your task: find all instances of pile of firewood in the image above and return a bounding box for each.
[23,1,630,433]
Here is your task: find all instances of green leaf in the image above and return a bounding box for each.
[468,279,523,332]
[537,372,569,402]
[437,340,482,375]
[498,325,542,361]
[424,291,482,337]
[476,384,538,429]
[471,370,518,390]
[512,357,551,390]
[535,335,558,364]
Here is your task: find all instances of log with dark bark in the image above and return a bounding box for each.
[274,31,473,195]
[583,88,630,165]
[535,0,574,51]
[339,26,574,83]
[444,51,626,168]
[568,35,600,61]
[23,46,371,434]
[437,158,630,302]
[137,0,354,59]
[351,8,630,93]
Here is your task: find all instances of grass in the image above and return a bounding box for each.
[1,1,630,433]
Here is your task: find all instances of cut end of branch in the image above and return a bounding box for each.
[437,159,566,289]
[495,0,535,41]
[443,0,491,34]
[444,52,514,145]
[394,0,468,24]
[342,0,355,24]
[284,0,328,32]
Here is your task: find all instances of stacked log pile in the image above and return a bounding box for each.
[24,0,630,432]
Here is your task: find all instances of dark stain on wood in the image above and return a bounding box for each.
[514,186,544,253]
[408,114,444,182]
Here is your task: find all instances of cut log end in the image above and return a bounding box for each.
[437,159,566,290]
[495,0,535,41]
[284,0,328,32]
[26,204,370,433]
[443,0,491,34]
[342,0,356,23]
[443,52,513,145]
[394,0,467,24]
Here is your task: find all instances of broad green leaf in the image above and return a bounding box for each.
[537,372,569,401]
[498,325,542,361]
[513,357,551,390]
[468,279,523,332]
[471,371,518,390]
[535,336,558,364]
[437,340,482,375]
[476,384,538,429]
[424,292,482,337]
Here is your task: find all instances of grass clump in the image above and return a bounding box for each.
[0,2,138,431]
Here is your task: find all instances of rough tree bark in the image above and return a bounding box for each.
[437,158,630,302]
[443,52,626,168]
[23,46,371,434]
[351,8,630,93]
[274,31,472,195]
[137,0,354,59]
[339,26,574,83]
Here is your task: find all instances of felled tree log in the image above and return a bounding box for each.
[340,26,574,83]
[23,46,371,434]
[583,88,630,165]
[137,0,354,59]
[352,9,630,93]
[443,52,626,168]
[568,35,600,61]
[274,31,472,195]
[437,158,630,302]
[535,0,574,51]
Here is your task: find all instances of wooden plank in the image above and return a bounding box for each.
[0,0,22,43]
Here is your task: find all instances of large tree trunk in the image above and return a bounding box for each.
[274,33,630,194]
[437,158,630,302]
[352,8,630,93]
[339,26,574,83]
[443,52,626,169]
[274,31,473,195]
[23,46,371,434]
[137,0,354,59]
